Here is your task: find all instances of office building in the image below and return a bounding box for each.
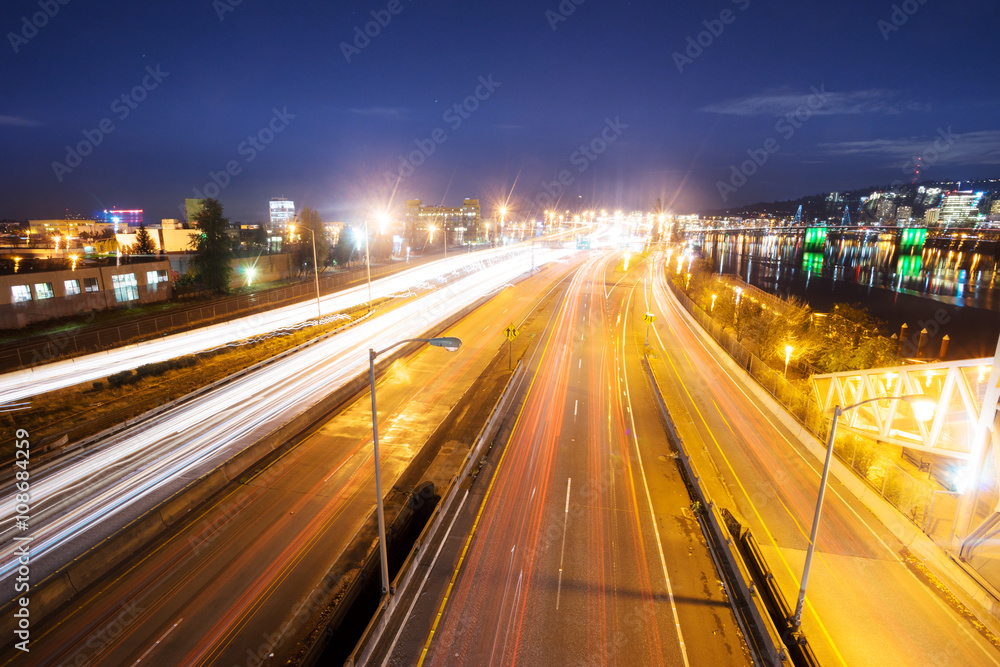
[269,198,295,230]
[403,198,482,247]
[938,191,983,226]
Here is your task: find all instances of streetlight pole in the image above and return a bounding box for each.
[290,224,322,319]
[368,335,463,597]
[790,393,935,633]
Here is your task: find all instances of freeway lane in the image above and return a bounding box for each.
[421,251,748,666]
[0,245,533,405]
[0,248,570,602]
[645,252,1000,665]
[0,248,585,665]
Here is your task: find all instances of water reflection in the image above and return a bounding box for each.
[699,229,1000,312]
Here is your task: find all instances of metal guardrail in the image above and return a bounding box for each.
[340,363,526,667]
[642,356,789,667]
[1,309,378,484]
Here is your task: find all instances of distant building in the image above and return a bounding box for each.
[403,198,482,248]
[991,201,1000,222]
[825,192,843,215]
[161,219,181,230]
[29,219,111,239]
[915,186,943,208]
[101,208,143,232]
[896,206,913,223]
[876,197,896,223]
[1,259,172,328]
[938,191,984,226]
[269,198,295,230]
[924,208,940,225]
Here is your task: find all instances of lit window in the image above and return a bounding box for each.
[34,283,54,300]
[146,269,168,284]
[64,279,81,296]
[112,273,138,302]
[84,277,100,293]
[11,285,30,303]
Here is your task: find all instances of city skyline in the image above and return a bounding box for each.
[2,0,999,224]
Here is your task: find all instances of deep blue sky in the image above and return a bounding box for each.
[3,0,999,223]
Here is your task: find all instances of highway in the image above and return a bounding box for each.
[645,250,1000,665]
[418,250,748,666]
[0,245,539,405]
[0,247,583,665]
[0,247,571,601]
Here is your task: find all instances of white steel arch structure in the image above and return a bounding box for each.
[812,346,1000,560]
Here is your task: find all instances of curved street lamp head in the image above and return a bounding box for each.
[428,337,462,352]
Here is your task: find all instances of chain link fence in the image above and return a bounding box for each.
[667,277,939,529]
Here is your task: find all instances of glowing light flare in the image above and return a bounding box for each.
[909,398,936,422]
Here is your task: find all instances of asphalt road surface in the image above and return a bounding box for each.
[418,250,749,666]
[0,250,579,665]
[646,250,1000,666]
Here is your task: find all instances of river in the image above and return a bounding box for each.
[692,228,1000,361]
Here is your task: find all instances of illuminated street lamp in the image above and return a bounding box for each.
[288,223,322,319]
[245,265,257,287]
[784,344,793,377]
[369,336,463,597]
[70,254,78,271]
[711,293,717,312]
[790,393,936,634]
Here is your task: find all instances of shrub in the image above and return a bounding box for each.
[107,370,135,389]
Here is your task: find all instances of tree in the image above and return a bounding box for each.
[134,224,156,255]
[333,225,358,267]
[190,198,234,293]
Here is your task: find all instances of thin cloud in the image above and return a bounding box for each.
[348,106,407,120]
[700,89,928,116]
[0,115,41,127]
[819,130,1000,166]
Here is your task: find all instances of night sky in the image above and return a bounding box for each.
[3,0,999,224]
